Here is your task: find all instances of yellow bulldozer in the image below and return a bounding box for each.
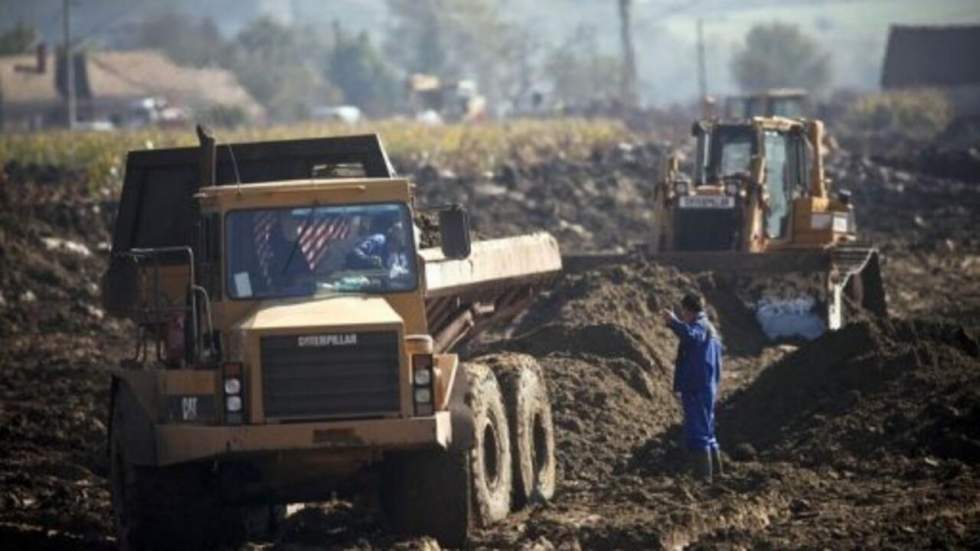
[569,115,885,339]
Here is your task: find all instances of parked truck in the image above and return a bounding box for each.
[102,129,561,549]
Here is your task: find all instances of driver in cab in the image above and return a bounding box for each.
[346,220,410,278]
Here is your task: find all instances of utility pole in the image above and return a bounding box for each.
[618,0,638,111]
[697,18,710,117]
[63,0,75,129]
[697,19,707,102]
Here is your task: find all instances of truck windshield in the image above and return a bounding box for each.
[225,203,417,299]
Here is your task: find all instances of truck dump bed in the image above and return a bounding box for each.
[422,233,562,351]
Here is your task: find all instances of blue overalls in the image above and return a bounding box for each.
[668,312,722,452]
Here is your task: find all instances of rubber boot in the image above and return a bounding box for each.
[711,447,724,478]
[695,449,712,483]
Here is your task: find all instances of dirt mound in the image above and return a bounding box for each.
[0,164,117,338]
[471,258,775,497]
[395,141,666,252]
[0,163,124,548]
[828,151,980,324]
[721,318,980,468]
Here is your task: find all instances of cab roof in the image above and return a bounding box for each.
[112,133,394,255]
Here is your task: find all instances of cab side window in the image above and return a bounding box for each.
[786,131,812,199]
[763,130,791,239]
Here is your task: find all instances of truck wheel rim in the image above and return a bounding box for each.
[532,411,548,482]
[482,422,500,486]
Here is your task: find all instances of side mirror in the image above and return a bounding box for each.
[439,205,471,259]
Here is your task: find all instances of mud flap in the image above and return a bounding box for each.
[109,376,159,466]
[448,367,476,452]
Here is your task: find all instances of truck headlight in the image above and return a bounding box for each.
[674,182,688,195]
[226,395,243,412]
[413,367,432,386]
[414,388,432,404]
[725,182,738,196]
[224,377,241,395]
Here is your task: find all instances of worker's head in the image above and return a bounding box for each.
[680,292,704,322]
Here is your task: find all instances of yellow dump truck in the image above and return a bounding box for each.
[102,130,560,549]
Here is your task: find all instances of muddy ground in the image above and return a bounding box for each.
[0,139,979,550]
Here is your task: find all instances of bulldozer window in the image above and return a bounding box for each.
[708,127,756,181]
[225,203,418,299]
[763,130,791,239]
[786,132,812,197]
[771,97,805,118]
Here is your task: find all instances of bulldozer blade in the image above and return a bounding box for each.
[561,244,886,340]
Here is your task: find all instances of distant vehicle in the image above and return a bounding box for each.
[311,105,363,124]
[118,96,188,128]
[73,120,115,131]
[407,73,487,122]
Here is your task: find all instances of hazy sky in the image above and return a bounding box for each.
[3,0,978,105]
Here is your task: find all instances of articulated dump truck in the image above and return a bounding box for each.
[101,129,561,550]
[567,116,885,340]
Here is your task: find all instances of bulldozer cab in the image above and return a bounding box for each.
[671,118,825,252]
[647,116,884,338]
[724,88,809,119]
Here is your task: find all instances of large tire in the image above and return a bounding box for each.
[380,448,471,548]
[110,389,247,551]
[464,361,512,525]
[484,354,557,507]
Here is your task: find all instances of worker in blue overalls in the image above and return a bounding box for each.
[662,293,723,482]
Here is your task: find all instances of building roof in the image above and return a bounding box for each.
[0,49,263,117]
[881,25,980,88]
[0,52,58,105]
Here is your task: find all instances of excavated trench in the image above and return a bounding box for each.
[1,144,980,549]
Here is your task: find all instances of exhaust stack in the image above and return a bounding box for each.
[196,124,216,188]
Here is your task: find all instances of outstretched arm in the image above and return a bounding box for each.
[662,310,706,344]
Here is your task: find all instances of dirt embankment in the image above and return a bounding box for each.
[0,163,127,549]
[395,141,666,253]
[829,151,980,323]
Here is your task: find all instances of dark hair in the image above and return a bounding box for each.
[681,293,704,313]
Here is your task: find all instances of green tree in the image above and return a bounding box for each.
[730,22,831,93]
[231,16,340,121]
[0,23,38,55]
[543,25,622,109]
[132,13,230,67]
[327,23,402,116]
[384,0,533,110]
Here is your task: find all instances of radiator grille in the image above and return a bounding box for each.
[674,208,739,251]
[260,331,401,419]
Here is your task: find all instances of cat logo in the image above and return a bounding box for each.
[298,334,358,347]
[181,397,198,421]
